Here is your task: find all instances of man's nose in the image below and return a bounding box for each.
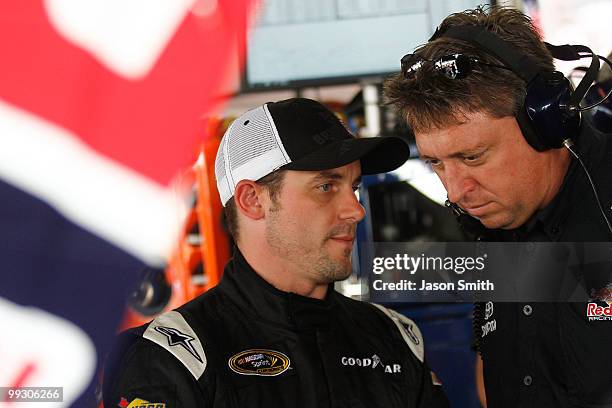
[339,189,366,223]
[440,164,477,204]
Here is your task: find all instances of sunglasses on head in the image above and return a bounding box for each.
[400,53,513,80]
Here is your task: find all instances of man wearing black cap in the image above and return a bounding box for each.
[103,98,449,408]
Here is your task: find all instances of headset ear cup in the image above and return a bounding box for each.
[524,72,581,149]
[516,103,549,151]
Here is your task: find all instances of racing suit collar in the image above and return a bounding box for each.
[220,248,335,331]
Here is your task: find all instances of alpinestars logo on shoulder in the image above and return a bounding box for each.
[587,284,612,321]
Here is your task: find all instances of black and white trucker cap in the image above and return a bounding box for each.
[215,98,410,206]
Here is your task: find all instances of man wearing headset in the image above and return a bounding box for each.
[385,6,612,408]
[103,98,448,407]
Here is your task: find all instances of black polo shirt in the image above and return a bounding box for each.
[469,122,612,408]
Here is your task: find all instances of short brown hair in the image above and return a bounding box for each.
[384,6,554,134]
[223,170,286,242]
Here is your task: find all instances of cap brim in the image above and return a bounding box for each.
[282,136,411,175]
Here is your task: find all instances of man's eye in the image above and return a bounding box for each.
[463,153,483,163]
[318,183,332,192]
[425,159,441,167]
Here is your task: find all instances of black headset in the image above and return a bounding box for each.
[429,25,602,151]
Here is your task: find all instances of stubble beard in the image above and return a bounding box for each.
[312,244,353,283]
[265,205,353,284]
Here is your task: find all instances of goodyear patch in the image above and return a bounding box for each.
[228,349,290,376]
[118,397,166,408]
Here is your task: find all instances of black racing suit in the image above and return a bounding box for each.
[103,250,449,408]
[459,122,612,408]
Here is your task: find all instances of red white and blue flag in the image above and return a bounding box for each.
[0,1,254,406]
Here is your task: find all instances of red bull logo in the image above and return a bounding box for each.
[587,284,612,321]
[590,285,612,304]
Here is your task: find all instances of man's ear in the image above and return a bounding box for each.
[234,180,265,220]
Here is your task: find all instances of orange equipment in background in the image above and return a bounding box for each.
[120,119,232,330]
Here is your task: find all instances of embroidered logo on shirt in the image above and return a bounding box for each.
[154,326,203,363]
[481,301,497,338]
[485,301,494,320]
[587,284,612,321]
[340,354,402,374]
[118,397,165,408]
[228,349,291,376]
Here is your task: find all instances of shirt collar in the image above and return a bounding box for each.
[522,121,607,240]
[218,247,335,331]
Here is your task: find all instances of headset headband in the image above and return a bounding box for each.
[545,43,600,108]
[430,25,541,82]
[430,25,600,111]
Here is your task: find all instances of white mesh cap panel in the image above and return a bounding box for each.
[214,125,231,205]
[227,105,288,170]
[214,105,291,206]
